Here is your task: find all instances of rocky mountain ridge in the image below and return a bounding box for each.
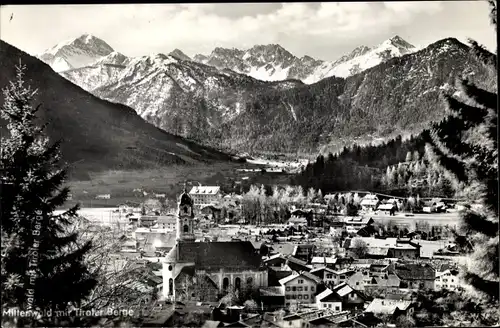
[0,40,233,178]
[37,34,494,156]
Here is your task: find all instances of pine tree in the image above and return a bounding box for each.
[423,0,498,301]
[0,64,97,318]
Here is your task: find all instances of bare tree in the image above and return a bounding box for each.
[66,220,159,317]
[351,239,368,258]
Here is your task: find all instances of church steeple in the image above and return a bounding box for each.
[176,188,195,242]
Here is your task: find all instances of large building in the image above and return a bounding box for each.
[188,186,222,210]
[162,190,268,302]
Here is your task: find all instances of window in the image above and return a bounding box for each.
[298,279,304,284]
[340,275,345,280]
[297,287,303,291]
[223,277,229,290]
[335,306,340,311]
[292,295,296,299]
[304,286,308,291]
[168,278,173,296]
[311,287,315,291]
[289,322,292,326]
[304,295,308,299]
[247,277,253,285]
[443,279,448,282]
[292,287,297,291]
[286,287,290,291]
[298,295,302,299]
[328,304,332,308]
[323,304,328,308]
[286,302,290,307]
[235,277,241,291]
[326,274,333,279]
[286,295,291,299]
[183,225,189,233]
[356,282,360,285]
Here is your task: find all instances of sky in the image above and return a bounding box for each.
[0,2,496,61]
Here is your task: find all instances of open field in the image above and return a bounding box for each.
[63,162,252,208]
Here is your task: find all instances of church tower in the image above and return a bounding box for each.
[176,187,196,242]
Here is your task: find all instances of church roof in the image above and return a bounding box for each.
[179,192,193,206]
[176,241,263,270]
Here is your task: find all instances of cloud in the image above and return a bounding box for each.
[0,2,494,62]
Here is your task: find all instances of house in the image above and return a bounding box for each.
[279,272,321,308]
[364,298,414,318]
[288,216,309,227]
[346,271,373,291]
[293,244,316,263]
[189,186,222,210]
[200,205,224,222]
[356,225,378,238]
[259,286,285,311]
[345,237,420,260]
[95,193,111,200]
[360,194,380,212]
[344,217,374,234]
[315,288,343,312]
[362,273,401,294]
[267,264,293,287]
[435,267,461,291]
[139,215,159,227]
[279,313,303,328]
[389,243,421,260]
[377,199,398,213]
[156,215,177,230]
[286,256,311,273]
[392,263,435,290]
[330,283,369,310]
[289,209,312,226]
[311,257,337,269]
[264,254,288,267]
[120,237,137,252]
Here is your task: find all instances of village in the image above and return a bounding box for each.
[63,184,470,328]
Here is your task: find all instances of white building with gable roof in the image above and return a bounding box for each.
[188,186,222,210]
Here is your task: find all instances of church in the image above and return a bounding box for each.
[162,190,268,302]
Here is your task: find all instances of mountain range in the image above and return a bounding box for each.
[191,35,417,83]
[0,40,232,178]
[36,34,494,155]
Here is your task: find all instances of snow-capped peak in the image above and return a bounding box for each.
[39,33,115,72]
[93,51,129,66]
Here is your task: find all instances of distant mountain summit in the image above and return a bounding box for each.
[192,35,417,83]
[169,49,191,61]
[39,34,115,72]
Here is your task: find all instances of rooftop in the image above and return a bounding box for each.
[170,241,263,270]
[189,186,221,195]
[365,298,412,314]
[393,263,435,280]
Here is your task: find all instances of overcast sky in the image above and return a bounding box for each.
[0,2,496,61]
